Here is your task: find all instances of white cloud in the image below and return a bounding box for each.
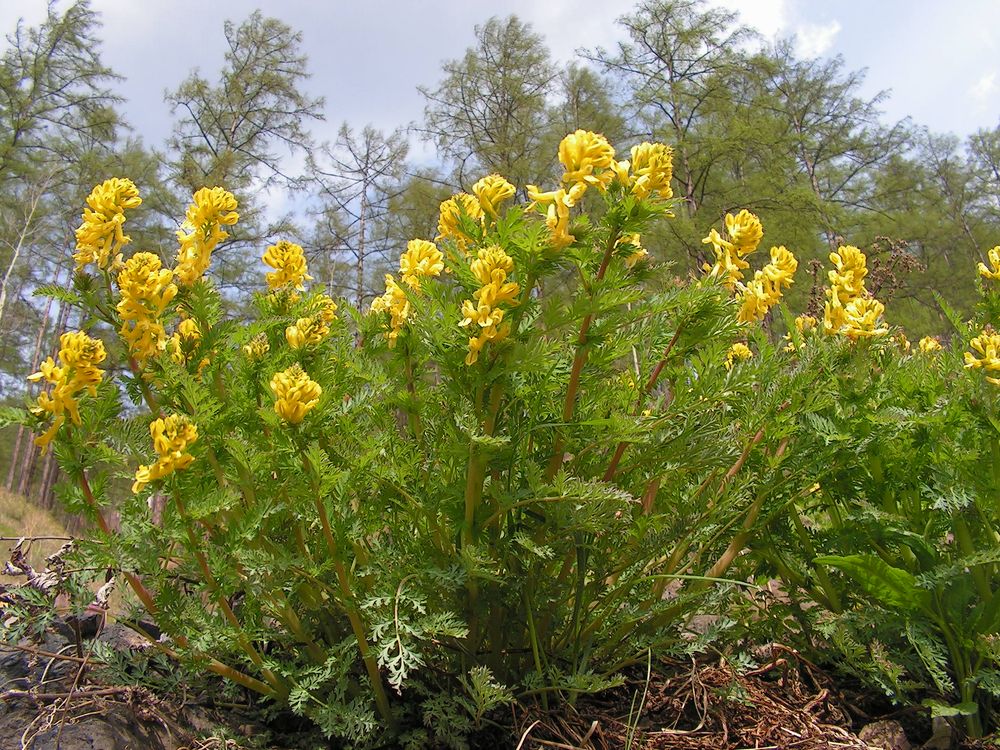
[518,0,622,63]
[793,19,842,58]
[970,71,998,104]
[716,0,791,39]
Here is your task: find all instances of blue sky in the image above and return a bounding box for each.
[3,0,998,152]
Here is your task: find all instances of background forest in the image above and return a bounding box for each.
[1,0,998,518]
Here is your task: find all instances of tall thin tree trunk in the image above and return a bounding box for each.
[356,182,368,309]
[0,174,50,330]
[17,288,70,497]
[37,451,58,509]
[6,269,61,492]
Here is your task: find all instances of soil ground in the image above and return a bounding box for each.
[2,630,996,750]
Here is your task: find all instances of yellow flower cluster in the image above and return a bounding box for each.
[370,275,411,348]
[840,297,889,340]
[700,212,795,324]
[73,178,142,270]
[618,233,649,269]
[460,245,519,365]
[436,193,483,252]
[526,182,587,249]
[434,176,514,254]
[965,330,1000,386]
[243,332,270,361]
[399,239,444,289]
[270,364,322,423]
[263,240,312,291]
[311,293,339,323]
[28,331,107,451]
[527,132,674,250]
[784,314,819,352]
[132,414,198,494]
[301,298,341,346]
[170,317,201,363]
[285,315,329,349]
[736,245,798,324]
[370,241,444,347]
[626,142,674,200]
[559,130,617,188]
[472,174,516,218]
[822,246,887,339]
[175,187,239,286]
[702,210,765,288]
[797,315,818,333]
[169,317,211,376]
[979,246,1000,281]
[116,252,178,364]
[725,342,753,370]
[919,336,943,353]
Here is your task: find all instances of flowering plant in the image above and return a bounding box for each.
[6,131,1000,743]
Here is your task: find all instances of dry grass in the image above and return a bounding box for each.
[0,487,71,578]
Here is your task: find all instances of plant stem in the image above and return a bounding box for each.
[303,453,393,725]
[403,346,424,442]
[545,227,621,481]
[77,470,277,697]
[603,324,685,482]
[172,492,276,683]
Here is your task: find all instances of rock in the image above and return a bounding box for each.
[25,705,165,750]
[921,716,955,749]
[858,719,912,750]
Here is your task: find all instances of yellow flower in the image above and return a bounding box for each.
[470,245,514,285]
[978,246,1000,281]
[170,317,209,374]
[370,274,411,347]
[725,342,753,370]
[464,323,511,366]
[701,211,763,287]
[472,174,516,218]
[174,187,239,286]
[73,178,142,271]
[821,246,883,338]
[559,130,615,189]
[725,210,764,256]
[617,233,649,268]
[270,364,322,423]
[436,193,483,251]
[285,315,329,349]
[827,245,868,301]
[116,252,178,364]
[399,239,444,289]
[784,315,819,352]
[311,293,339,323]
[919,336,943,353]
[627,142,674,200]
[132,414,198,494]
[795,315,818,333]
[27,331,107,451]
[461,246,519,365]
[735,246,797,325]
[965,330,1000,385]
[263,240,312,291]
[761,246,797,289]
[526,182,587,249]
[243,333,270,361]
[841,297,889,340]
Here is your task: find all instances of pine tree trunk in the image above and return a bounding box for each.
[356,183,368,309]
[7,270,61,493]
[37,450,58,509]
[5,426,25,491]
[17,288,70,498]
